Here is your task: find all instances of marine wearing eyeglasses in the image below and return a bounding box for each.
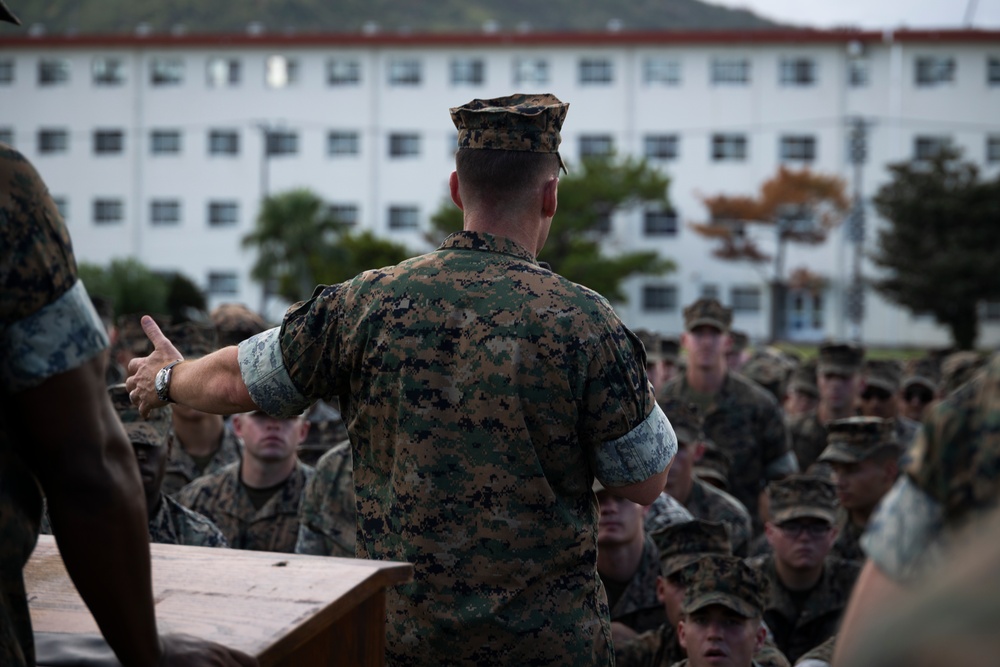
[856,360,919,448]
[748,475,860,663]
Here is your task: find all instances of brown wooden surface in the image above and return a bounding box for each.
[25,536,413,666]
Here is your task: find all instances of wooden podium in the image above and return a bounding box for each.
[25,536,413,666]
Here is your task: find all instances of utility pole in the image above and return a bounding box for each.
[846,116,868,342]
[255,121,273,316]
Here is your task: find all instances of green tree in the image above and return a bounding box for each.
[429,155,675,302]
[78,258,173,317]
[243,188,413,302]
[871,147,1000,349]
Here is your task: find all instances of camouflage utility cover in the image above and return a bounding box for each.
[652,519,731,577]
[295,439,356,558]
[683,298,732,332]
[211,303,269,348]
[162,321,218,358]
[816,341,864,376]
[451,93,567,155]
[108,383,170,446]
[0,143,109,666]
[818,416,899,464]
[680,554,764,618]
[148,493,229,548]
[608,534,668,634]
[238,230,675,666]
[787,360,819,398]
[862,359,902,394]
[787,410,828,472]
[659,399,705,444]
[766,475,837,525]
[685,478,753,557]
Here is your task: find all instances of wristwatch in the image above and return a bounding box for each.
[154,359,184,403]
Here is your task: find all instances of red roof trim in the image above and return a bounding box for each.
[1,28,998,49]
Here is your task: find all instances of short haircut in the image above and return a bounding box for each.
[456,148,560,208]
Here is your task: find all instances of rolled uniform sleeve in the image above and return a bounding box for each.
[238,327,311,418]
[594,402,676,487]
[860,474,943,582]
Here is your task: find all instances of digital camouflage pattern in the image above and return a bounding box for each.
[108,382,171,447]
[863,353,1000,581]
[606,533,668,634]
[161,426,242,498]
[148,493,229,548]
[175,460,314,553]
[766,475,837,525]
[162,320,219,359]
[787,361,818,399]
[787,410,828,473]
[742,354,789,402]
[817,416,899,465]
[747,554,860,663]
[451,93,567,157]
[829,509,865,564]
[680,554,764,618]
[684,479,753,557]
[651,519,731,576]
[616,621,787,667]
[239,230,674,666]
[645,492,694,534]
[294,439,356,557]
[862,359,902,394]
[938,350,986,397]
[659,399,705,446]
[661,372,795,524]
[0,142,109,667]
[210,302,269,348]
[816,342,863,377]
[902,356,940,394]
[682,298,732,332]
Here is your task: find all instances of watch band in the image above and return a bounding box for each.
[157,359,184,403]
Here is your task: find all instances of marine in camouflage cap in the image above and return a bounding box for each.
[900,357,940,422]
[659,398,705,445]
[660,337,680,363]
[683,298,733,333]
[693,439,731,490]
[816,341,864,377]
[679,554,765,618]
[636,329,664,363]
[652,519,732,578]
[450,93,568,173]
[210,303,268,349]
[108,382,171,447]
[786,360,818,399]
[161,320,218,358]
[862,359,902,395]
[766,475,838,525]
[818,416,899,465]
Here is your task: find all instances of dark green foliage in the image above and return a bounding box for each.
[166,272,207,321]
[871,147,1000,349]
[429,154,675,302]
[9,0,784,35]
[78,258,199,318]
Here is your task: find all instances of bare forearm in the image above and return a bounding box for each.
[832,559,906,667]
[169,347,257,415]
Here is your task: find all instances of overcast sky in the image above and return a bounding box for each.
[711,0,1000,29]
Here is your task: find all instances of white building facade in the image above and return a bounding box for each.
[2,27,999,346]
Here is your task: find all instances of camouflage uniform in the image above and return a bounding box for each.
[148,493,229,548]
[684,478,753,557]
[645,492,694,534]
[234,94,675,667]
[794,635,834,666]
[162,425,242,498]
[0,142,110,665]
[607,533,667,634]
[295,439,356,557]
[829,510,864,564]
[176,460,314,553]
[862,352,1000,582]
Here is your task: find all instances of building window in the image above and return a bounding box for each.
[730,286,762,313]
[579,58,613,84]
[701,284,720,301]
[989,57,1000,86]
[779,135,816,162]
[849,59,870,87]
[266,131,298,156]
[208,130,239,156]
[643,58,681,85]
[451,58,484,85]
[388,133,420,158]
[207,58,240,87]
[0,127,13,146]
[93,198,123,224]
[150,129,181,155]
[207,271,239,295]
[915,56,955,86]
[779,57,816,86]
[514,58,548,84]
[643,285,678,312]
[644,134,679,160]
[711,58,749,85]
[38,129,69,154]
[93,130,124,155]
[150,199,181,225]
[208,201,239,227]
[914,135,951,161]
[92,57,125,86]
[987,136,1000,163]
[712,134,747,161]
[388,59,421,86]
[38,59,70,86]
[644,209,678,236]
[265,55,299,88]
[150,58,183,86]
[580,134,614,158]
[388,205,419,230]
[52,196,68,221]
[327,203,359,227]
[0,59,13,84]
[327,59,360,85]
[327,131,359,156]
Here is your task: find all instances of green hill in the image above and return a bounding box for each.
[12,0,789,35]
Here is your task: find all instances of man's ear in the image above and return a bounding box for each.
[754,622,766,651]
[449,171,464,211]
[541,177,558,218]
[677,619,688,650]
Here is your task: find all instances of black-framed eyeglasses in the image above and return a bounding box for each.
[860,387,892,402]
[903,386,934,404]
[777,520,831,538]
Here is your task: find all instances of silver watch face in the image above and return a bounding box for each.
[155,367,169,400]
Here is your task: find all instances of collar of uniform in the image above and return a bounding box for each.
[438,231,537,264]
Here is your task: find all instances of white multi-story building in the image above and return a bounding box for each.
[3,26,999,346]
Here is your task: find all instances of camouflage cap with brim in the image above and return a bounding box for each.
[902,357,940,393]
[659,398,704,445]
[652,519,732,577]
[683,298,732,333]
[451,93,568,173]
[694,439,730,488]
[818,416,900,464]
[787,360,819,398]
[660,337,680,363]
[817,341,865,376]
[864,359,903,394]
[636,329,664,363]
[0,0,20,25]
[767,474,837,525]
[730,330,749,352]
[680,555,763,618]
[162,320,219,358]
[108,383,171,446]
[211,303,268,348]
